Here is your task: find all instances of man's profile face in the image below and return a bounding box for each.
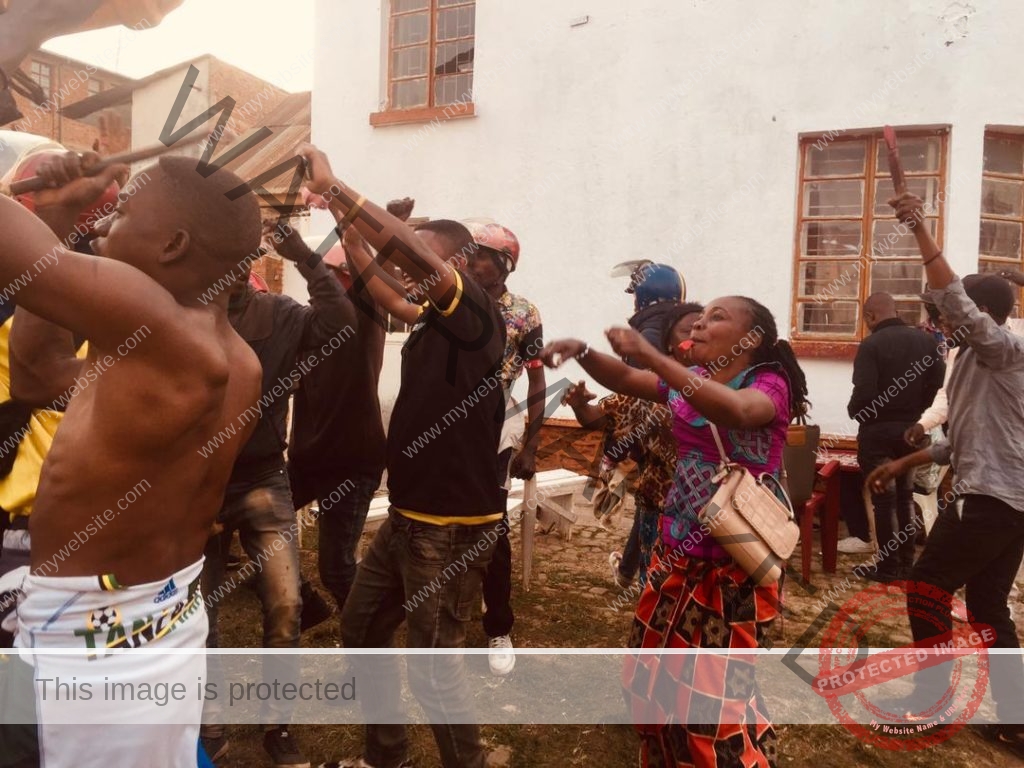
[90,166,181,277]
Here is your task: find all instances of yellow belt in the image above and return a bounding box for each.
[395,508,503,526]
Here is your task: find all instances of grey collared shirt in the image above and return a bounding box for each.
[926,278,1024,512]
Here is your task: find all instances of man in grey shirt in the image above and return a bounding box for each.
[867,193,1024,757]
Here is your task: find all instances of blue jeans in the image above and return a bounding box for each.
[201,465,302,731]
[316,472,380,612]
[341,511,499,768]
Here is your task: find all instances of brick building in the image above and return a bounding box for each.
[2,49,133,153]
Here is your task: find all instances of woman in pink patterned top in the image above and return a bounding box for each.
[543,296,809,768]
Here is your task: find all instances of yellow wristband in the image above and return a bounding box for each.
[342,195,368,225]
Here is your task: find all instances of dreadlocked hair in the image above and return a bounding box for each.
[660,302,705,352]
[740,297,811,420]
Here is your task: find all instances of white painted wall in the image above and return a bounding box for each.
[131,58,211,153]
[312,0,1020,434]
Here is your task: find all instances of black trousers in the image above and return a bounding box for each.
[909,493,1024,723]
[482,449,514,638]
[857,422,917,575]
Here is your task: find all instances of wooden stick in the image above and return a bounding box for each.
[883,125,907,196]
[9,140,199,196]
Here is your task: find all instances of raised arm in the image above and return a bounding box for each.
[339,221,422,326]
[604,327,777,429]
[298,144,458,310]
[271,219,357,348]
[890,194,1024,368]
[7,184,90,409]
[889,193,955,290]
[0,165,197,364]
[8,307,83,408]
[541,338,661,401]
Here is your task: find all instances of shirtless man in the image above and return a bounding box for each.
[0,151,261,768]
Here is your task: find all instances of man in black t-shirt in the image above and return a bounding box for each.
[299,145,506,768]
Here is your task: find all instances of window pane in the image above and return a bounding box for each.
[393,0,429,11]
[393,12,429,46]
[802,180,863,218]
[393,45,428,78]
[798,261,860,299]
[895,302,925,327]
[437,6,475,41]
[871,219,937,259]
[979,220,1022,259]
[87,79,101,95]
[458,6,475,36]
[981,178,1024,217]
[30,62,51,93]
[870,262,924,297]
[978,259,1019,275]
[434,74,472,106]
[875,136,942,173]
[873,176,941,215]
[438,0,470,6]
[983,136,1024,175]
[801,221,862,258]
[805,140,866,177]
[435,41,474,74]
[391,78,428,109]
[796,300,859,335]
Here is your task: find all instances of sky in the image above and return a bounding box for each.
[43,0,315,92]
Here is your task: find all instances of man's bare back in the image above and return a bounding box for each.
[1,153,263,586]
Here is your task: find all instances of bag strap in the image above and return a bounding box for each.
[708,422,730,467]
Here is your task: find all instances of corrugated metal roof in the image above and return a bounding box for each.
[224,92,311,209]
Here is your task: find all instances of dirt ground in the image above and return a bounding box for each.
[214,502,1024,768]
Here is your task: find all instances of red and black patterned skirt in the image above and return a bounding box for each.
[622,546,780,767]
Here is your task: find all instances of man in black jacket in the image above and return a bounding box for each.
[847,292,945,582]
[200,222,353,768]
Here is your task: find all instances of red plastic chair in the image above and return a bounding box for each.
[797,459,841,584]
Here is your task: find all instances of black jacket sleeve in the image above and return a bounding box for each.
[848,339,879,421]
[295,259,356,352]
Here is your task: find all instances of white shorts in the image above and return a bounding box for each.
[12,558,207,768]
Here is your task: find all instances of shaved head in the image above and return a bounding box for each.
[864,291,897,331]
[864,292,896,316]
[152,155,262,268]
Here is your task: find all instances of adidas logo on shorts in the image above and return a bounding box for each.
[154,578,179,603]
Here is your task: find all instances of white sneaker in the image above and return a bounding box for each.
[838,536,876,554]
[488,635,515,676]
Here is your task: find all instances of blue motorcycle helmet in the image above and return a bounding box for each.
[611,260,685,312]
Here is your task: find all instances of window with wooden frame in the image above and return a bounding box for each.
[791,129,948,353]
[373,0,475,126]
[28,60,52,96]
[978,131,1024,316]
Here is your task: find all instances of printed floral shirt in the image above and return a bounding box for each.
[497,291,543,390]
[599,394,676,511]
